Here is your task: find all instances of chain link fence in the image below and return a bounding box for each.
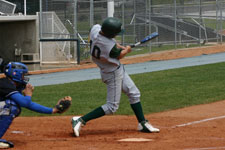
[38,0,225,63]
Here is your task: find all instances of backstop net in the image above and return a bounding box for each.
[0,0,16,15]
[39,0,225,63]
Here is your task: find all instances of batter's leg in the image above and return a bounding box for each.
[101,67,123,115]
[121,70,145,122]
[72,68,123,137]
[121,70,160,132]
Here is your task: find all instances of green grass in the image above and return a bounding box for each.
[21,62,225,116]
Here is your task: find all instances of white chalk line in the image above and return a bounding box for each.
[118,138,153,142]
[183,146,225,150]
[169,116,225,150]
[172,115,225,128]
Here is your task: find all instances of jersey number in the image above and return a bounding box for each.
[91,45,101,59]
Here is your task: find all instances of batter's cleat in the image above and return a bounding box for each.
[0,139,14,149]
[137,120,160,133]
[71,116,85,137]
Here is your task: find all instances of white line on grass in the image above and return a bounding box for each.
[172,115,225,128]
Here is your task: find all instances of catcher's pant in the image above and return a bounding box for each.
[101,65,140,115]
[0,100,21,138]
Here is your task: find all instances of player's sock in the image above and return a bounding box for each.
[131,102,145,123]
[81,107,105,123]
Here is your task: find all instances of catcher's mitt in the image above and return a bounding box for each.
[55,96,72,113]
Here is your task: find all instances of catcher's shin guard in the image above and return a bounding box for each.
[0,115,13,138]
[0,100,20,138]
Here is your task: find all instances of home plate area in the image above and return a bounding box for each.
[118,138,153,142]
[4,100,225,150]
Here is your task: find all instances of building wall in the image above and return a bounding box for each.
[0,16,39,63]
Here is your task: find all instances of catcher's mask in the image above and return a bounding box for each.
[4,62,29,86]
[101,17,124,38]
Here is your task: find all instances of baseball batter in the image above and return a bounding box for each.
[72,17,159,137]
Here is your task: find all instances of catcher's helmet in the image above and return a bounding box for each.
[101,17,123,38]
[4,62,29,85]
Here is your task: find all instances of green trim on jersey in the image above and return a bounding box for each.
[109,44,122,58]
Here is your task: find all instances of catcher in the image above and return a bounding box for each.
[0,61,72,149]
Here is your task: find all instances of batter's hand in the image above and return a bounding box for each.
[118,45,131,59]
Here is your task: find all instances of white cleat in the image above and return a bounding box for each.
[0,139,14,149]
[0,142,10,149]
[137,120,160,133]
[71,116,85,137]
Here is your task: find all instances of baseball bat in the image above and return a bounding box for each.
[130,32,159,48]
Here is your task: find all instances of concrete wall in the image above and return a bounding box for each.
[0,15,39,63]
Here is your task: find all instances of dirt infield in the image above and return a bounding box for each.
[5,100,225,150]
[3,44,225,150]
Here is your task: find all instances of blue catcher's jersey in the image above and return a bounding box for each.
[0,78,19,101]
[0,77,53,114]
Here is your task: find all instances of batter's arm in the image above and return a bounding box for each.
[118,45,131,59]
[109,43,131,59]
[116,43,126,49]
